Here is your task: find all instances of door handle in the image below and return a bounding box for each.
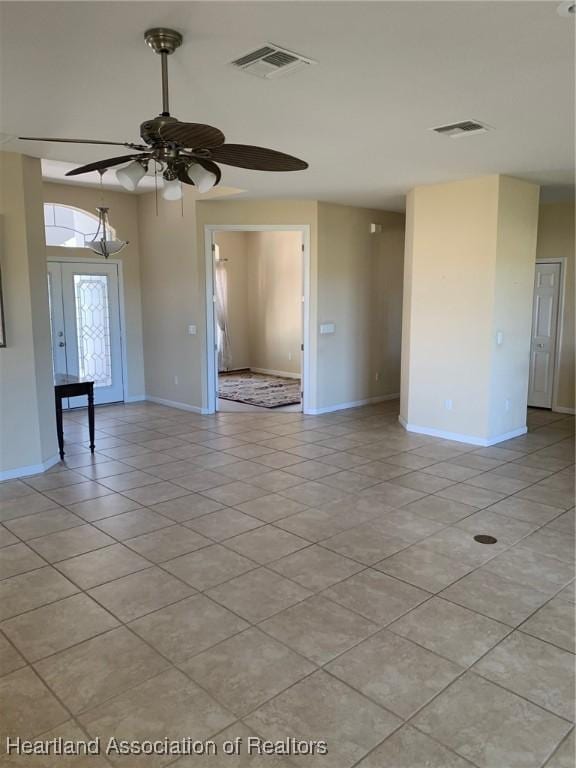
[58,341,66,347]
[536,343,545,348]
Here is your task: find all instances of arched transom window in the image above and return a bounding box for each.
[44,203,116,248]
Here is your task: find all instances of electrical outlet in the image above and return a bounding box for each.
[288,352,292,361]
[444,399,453,411]
[375,372,380,382]
[505,399,510,412]
[174,375,179,386]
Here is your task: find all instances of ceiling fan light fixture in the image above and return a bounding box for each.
[116,160,148,191]
[162,178,183,201]
[187,163,217,193]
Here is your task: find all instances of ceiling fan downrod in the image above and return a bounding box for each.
[144,28,183,117]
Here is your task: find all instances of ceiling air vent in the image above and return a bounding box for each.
[231,43,315,79]
[431,120,490,138]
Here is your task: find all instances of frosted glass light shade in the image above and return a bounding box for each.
[86,238,127,258]
[116,161,147,191]
[187,163,217,193]
[162,178,183,201]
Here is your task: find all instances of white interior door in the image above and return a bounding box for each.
[47,261,125,407]
[528,262,561,409]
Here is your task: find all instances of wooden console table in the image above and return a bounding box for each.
[54,374,95,460]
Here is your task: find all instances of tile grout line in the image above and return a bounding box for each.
[1,402,573,763]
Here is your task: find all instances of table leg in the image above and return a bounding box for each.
[88,386,95,453]
[55,394,65,460]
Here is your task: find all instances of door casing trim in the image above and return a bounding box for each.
[203,224,313,414]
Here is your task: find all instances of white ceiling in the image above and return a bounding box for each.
[2,1,574,210]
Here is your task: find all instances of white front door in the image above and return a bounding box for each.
[528,262,561,409]
[47,261,125,406]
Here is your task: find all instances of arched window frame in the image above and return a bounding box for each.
[44,203,116,248]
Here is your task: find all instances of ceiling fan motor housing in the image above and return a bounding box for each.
[140,115,178,146]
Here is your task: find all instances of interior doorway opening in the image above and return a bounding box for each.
[205,226,310,414]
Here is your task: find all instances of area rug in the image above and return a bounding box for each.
[218,371,301,408]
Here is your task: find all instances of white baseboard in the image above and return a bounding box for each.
[398,416,528,446]
[124,394,147,403]
[145,395,209,415]
[249,367,301,380]
[553,405,575,415]
[0,453,61,481]
[306,392,400,416]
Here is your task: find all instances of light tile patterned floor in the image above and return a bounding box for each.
[0,400,574,767]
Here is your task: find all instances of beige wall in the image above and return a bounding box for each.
[536,201,575,411]
[371,215,405,400]
[316,203,405,409]
[401,177,499,438]
[490,177,540,436]
[42,182,145,399]
[401,175,539,443]
[138,197,316,411]
[0,153,58,477]
[138,189,202,409]
[215,230,302,376]
[246,230,302,377]
[137,196,403,413]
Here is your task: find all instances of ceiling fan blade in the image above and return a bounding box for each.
[19,136,147,150]
[208,144,308,171]
[159,122,225,149]
[65,155,149,177]
[177,159,222,187]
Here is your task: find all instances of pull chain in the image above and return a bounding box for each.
[154,161,159,216]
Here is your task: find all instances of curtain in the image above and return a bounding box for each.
[214,259,232,372]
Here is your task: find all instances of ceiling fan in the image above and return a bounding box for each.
[19,28,308,200]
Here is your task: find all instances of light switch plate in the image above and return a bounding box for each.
[188,325,197,336]
[320,323,335,335]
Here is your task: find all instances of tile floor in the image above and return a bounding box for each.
[0,400,574,767]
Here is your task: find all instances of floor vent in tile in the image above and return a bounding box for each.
[474,535,498,545]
